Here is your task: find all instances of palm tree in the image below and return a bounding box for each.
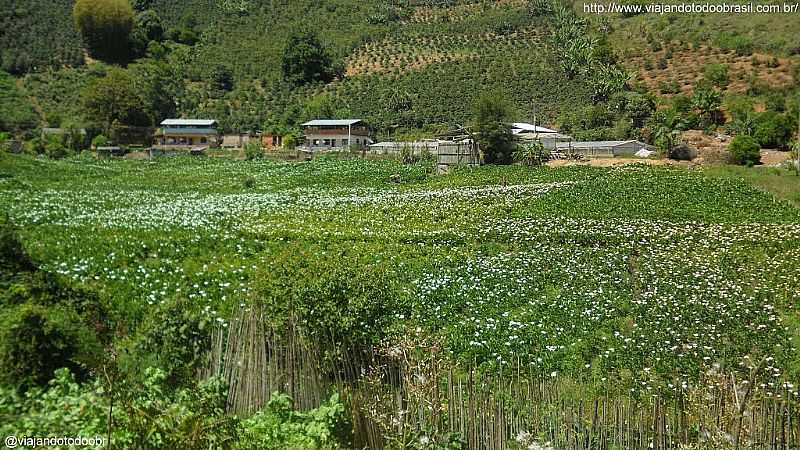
[691,88,722,126]
[652,110,685,155]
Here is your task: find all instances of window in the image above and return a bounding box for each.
[342,139,349,146]
[201,137,207,144]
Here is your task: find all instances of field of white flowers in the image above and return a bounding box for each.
[1,154,799,398]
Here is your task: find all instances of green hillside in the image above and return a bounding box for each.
[1,0,798,142]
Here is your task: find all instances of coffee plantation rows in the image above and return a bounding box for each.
[2,154,799,402]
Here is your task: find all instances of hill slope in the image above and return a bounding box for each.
[1,0,798,138]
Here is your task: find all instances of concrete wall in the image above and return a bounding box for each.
[305,134,370,149]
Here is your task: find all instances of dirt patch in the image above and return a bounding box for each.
[124,152,151,160]
[624,45,795,97]
[760,150,792,167]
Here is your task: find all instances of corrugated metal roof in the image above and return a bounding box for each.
[160,119,218,126]
[556,140,641,149]
[518,132,573,140]
[511,122,558,133]
[302,119,363,126]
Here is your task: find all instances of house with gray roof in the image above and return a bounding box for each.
[301,119,372,150]
[156,119,220,149]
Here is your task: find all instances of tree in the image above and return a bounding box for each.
[209,65,234,92]
[129,10,164,57]
[753,111,794,149]
[474,92,514,165]
[82,68,149,132]
[651,110,685,156]
[281,31,341,85]
[128,60,182,125]
[691,87,723,126]
[729,135,761,166]
[73,0,135,63]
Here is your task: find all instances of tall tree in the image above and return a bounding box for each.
[474,92,514,165]
[73,0,135,63]
[281,31,341,86]
[82,68,149,133]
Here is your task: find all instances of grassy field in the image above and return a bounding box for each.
[703,165,800,206]
[2,153,799,383]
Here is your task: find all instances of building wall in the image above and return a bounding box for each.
[305,133,370,149]
[262,134,283,149]
[158,134,219,147]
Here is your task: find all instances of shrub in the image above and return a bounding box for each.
[244,140,263,160]
[703,64,729,89]
[239,392,349,449]
[121,299,212,389]
[92,134,109,149]
[0,303,102,391]
[513,141,549,166]
[45,136,69,159]
[753,112,794,149]
[243,176,257,189]
[728,135,761,166]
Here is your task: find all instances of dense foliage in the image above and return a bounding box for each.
[0,367,347,449]
[1,153,800,443]
[73,0,136,63]
[729,134,762,166]
[474,92,514,164]
[0,71,38,132]
[0,217,107,391]
[281,31,343,86]
[0,0,84,74]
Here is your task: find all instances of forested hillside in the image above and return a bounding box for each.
[1,0,798,146]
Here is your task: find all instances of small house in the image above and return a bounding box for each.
[221,134,254,149]
[261,133,283,150]
[301,119,372,150]
[156,119,220,148]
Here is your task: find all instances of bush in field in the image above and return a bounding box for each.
[73,0,135,63]
[92,134,110,148]
[0,303,102,391]
[691,87,723,126]
[753,111,795,149]
[474,92,514,165]
[514,140,549,166]
[729,134,761,166]
[703,64,729,89]
[121,299,212,389]
[244,140,263,160]
[44,136,70,159]
[0,367,348,449]
[238,393,349,449]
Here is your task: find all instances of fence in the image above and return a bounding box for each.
[202,306,800,450]
[437,142,480,173]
